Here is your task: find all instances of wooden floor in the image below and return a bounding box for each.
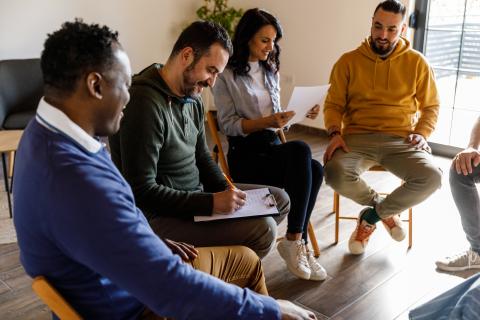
[0,126,477,319]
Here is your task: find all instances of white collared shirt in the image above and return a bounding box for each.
[35,98,102,153]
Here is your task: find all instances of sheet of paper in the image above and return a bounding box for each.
[286,85,330,125]
[194,188,279,222]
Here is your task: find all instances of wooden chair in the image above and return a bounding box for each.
[32,276,82,320]
[206,110,321,257]
[333,165,413,249]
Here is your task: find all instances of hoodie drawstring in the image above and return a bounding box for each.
[387,60,391,90]
[373,58,392,90]
[167,96,174,124]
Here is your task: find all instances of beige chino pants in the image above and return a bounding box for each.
[324,133,442,218]
[141,245,268,319]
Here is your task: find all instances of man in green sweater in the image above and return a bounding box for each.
[109,21,289,259]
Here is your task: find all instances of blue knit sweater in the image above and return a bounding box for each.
[12,100,280,320]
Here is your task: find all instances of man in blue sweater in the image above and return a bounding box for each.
[13,20,316,320]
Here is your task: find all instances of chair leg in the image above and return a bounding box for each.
[334,191,340,244]
[2,153,12,218]
[408,208,413,249]
[7,151,14,178]
[307,222,321,257]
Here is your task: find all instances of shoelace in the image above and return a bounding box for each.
[356,223,375,241]
[295,241,309,270]
[468,249,480,266]
[306,251,322,271]
[446,249,479,265]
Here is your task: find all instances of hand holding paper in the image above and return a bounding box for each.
[267,111,295,128]
[285,85,330,125]
[306,104,321,120]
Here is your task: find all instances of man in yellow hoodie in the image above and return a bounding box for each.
[323,0,442,255]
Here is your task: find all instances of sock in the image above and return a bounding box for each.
[362,207,381,225]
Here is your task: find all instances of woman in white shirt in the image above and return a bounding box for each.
[212,8,326,281]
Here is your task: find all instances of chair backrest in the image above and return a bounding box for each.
[206,110,230,176]
[0,59,43,129]
[32,276,83,320]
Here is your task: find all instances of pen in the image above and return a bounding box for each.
[223,173,236,190]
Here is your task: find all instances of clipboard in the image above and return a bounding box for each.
[194,188,279,222]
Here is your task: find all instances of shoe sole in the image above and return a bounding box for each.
[309,272,327,281]
[435,263,480,272]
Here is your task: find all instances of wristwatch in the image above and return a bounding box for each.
[329,131,341,138]
[327,126,341,138]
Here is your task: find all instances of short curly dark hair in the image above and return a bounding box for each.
[170,21,233,66]
[41,19,119,94]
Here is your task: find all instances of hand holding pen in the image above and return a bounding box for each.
[212,174,247,215]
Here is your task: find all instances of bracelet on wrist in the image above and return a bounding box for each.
[329,131,341,138]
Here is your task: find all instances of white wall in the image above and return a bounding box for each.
[0,0,198,73]
[229,0,411,129]
[0,0,411,129]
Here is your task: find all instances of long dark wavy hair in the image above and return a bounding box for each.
[228,8,283,77]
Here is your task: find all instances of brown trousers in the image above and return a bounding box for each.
[141,245,268,319]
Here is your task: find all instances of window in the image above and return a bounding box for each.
[413,0,480,152]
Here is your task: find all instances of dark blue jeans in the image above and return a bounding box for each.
[228,136,323,243]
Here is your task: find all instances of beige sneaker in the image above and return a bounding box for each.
[435,249,480,271]
[349,208,377,255]
[381,214,406,241]
[277,239,311,280]
[306,250,327,281]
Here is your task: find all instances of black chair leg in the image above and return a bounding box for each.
[2,153,12,218]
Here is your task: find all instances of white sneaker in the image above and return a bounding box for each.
[306,250,327,281]
[435,249,480,271]
[277,239,311,280]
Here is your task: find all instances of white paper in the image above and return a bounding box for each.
[194,188,279,222]
[286,85,330,125]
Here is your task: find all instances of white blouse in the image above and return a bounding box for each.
[248,61,273,117]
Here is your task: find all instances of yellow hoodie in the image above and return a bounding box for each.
[323,37,439,138]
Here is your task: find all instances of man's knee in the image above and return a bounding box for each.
[422,165,442,192]
[449,164,478,187]
[324,157,349,189]
[250,217,278,258]
[230,245,261,266]
[268,186,290,218]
